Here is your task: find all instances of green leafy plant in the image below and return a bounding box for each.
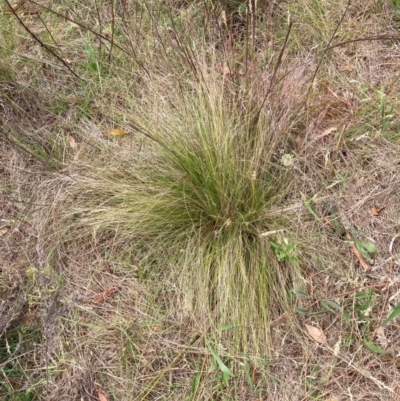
[354,289,373,320]
[83,41,106,77]
[208,345,233,385]
[270,238,298,262]
[320,300,342,313]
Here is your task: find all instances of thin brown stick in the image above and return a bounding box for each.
[307,0,352,97]
[26,0,123,53]
[94,0,103,53]
[4,0,84,81]
[253,19,293,126]
[108,0,115,62]
[325,35,400,51]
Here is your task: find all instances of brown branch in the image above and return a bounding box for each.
[325,35,400,51]
[4,0,85,81]
[27,0,149,76]
[108,0,115,62]
[26,0,123,53]
[307,0,352,95]
[252,19,293,127]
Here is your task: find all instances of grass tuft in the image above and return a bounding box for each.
[70,67,299,351]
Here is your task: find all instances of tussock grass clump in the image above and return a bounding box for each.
[71,68,299,351]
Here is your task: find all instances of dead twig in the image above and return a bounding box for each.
[4,0,85,81]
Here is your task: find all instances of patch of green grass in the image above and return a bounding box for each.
[0,325,42,401]
[354,88,400,141]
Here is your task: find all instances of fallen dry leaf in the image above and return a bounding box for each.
[67,135,78,150]
[106,128,127,137]
[370,206,385,216]
[339,65,354,72]
[376,326,389,349]
[222,65,231,75]
[250,366,261,385]
[152,324,163,332]
[97,390,108,401]
[333,337,341,356]
[370,207,379,216]
[351,243,370,271]
[0,227,9,236]
[305,324,327,344]
[315,126,337,140]
[92,287,117,302]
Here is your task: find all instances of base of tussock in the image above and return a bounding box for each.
[2,0,400,400]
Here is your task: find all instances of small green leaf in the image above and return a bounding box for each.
[292,289,308,297]
[358,295,372,315]
[308,309,328,317]
[343,309,350,324]
[300,191,320,220]
[321,300,342,312]
[383,301,400,325]
[344,334,352,347]
[358,240,377,254]
[191,372,201,398]
[209,347,233,381]
[364,339,387,355]
[354,239,377,259]
[355,291,370,299]
[294,306,308,315]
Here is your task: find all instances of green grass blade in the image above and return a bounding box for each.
[364,339,387,355]
[383,301,400,325]
[321,300,342,312]
[190,372,202,400]
[209,346,233,380]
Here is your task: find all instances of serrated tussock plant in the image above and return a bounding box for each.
[72,67,300,352]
